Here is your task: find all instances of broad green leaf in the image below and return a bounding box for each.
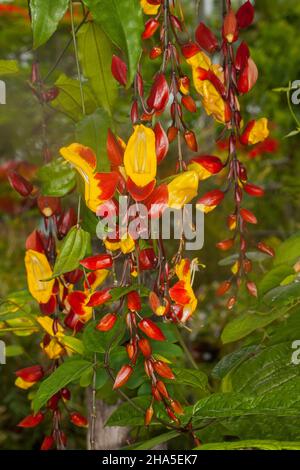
[78,22,117,115]
[75,109,111,172]
[0,60,19,76]
[223,342,300,397]
[51,226,90,278]
[38,158,76,197]
[105,396,149,427]
[218,251,270,266]
[51,74,97,121]
[263,281,300,307]
[274,231,300,266]
[125,431,178,450]
[82,318,126,354]
[221,307,287,344]
[196,440,300,450]
[83,0,143,86]
[259,264,294,295]
[151,342,183,359]
[192,389,300,424]
[30,0,69,48]
[60,336,85,355]
[33,359,92,412]
[212,345,260,380]
[172,368,208,390]
[81,204,99,234]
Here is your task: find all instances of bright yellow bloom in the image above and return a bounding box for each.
[140,0,160,15]
[167,171,199,209]
[104,234,135,254]
[248,118,269,145]
[124,125,157,187]
[15,377,36,390]
[37,316,67,359]
[25,250,54,304]
[186,51,211,70]
[60,143,119,212]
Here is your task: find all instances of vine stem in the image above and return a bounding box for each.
[70,0,86,115]
[174,326,198,370]
[82,268,97,450]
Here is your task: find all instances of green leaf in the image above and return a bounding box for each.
[0,60,19,76]
[83,0,143,86]
[218,251,270,266]
[222,342,300,397]
[60,336,85,355]
[30,0,69,48]
[192,389,300,424]
[284,129,300,138]
[75,109,112,172]
[274,231,300,266]
[38,158,76,197]
[51,226,90,278]
[172,368,208,390]
[259,264,294,295]
[151,342,184,359]
[78,22,117,115]
[212,345,260,380]
[196,440,300,450]
[125,431,178,450]
[82,318,126,354]
[263,281,300,307]
[221,307,288,344]
[105,396,149,427]
[33,359,92,412]
[51,73,97,121]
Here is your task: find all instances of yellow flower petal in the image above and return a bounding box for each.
[196,203,217,214]
[25,250,54,304]
[120,235,135,254]
[15,377,35,390]
[187,162,212,181]
[37,316,64,337]
[124,124,157,187]
[167,171,199,209]
[186,51,211,69]
[140,0,160,15]
[248,118,269,145]
[42,338,65,359]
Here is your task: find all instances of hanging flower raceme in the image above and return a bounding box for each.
[60,143,119,212]
[124,124,157,201]
[169,259,198,322]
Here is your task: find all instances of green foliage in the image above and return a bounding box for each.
[75,109,112,172]
[38,157,76,197]
[33,359,92,412]
[77,22,117,115]
[83,0,143,86]
[51,74,98,121]
[51,226,91,278]
[30,0,69,48]
[0,60,19,75]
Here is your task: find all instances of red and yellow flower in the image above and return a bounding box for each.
[167,171,199,209]
[169,259,198,322]
[60,143,119,212]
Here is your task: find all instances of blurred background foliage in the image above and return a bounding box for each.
[0,0,300,449]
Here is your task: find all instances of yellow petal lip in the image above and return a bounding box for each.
[37,316,64,337]
[25,250,54,304]
[140,0,160,15]
[60,143,97,175]
[124,124,157,187]
[15,377,35,390]
[167,171,199,209]
[249,118,269,144]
